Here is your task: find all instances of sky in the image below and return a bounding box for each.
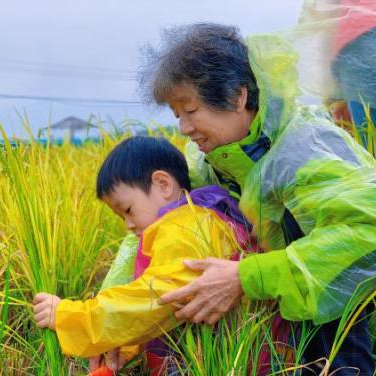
[0,0,304,138]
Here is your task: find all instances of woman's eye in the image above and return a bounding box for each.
[171,109,179,118]
[186,108,197,114]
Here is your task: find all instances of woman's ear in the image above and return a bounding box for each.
[151,170,174,199]
[236,87,248,112]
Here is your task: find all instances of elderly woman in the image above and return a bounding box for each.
[140,23,376,374]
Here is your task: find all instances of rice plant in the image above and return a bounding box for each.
[0,123,125,374]
[1,111,376,375]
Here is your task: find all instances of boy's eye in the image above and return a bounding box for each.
[125,207,131,214]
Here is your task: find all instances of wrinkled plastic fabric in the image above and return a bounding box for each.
[185,140,219,189]
[100,233,139,290]
[289,0,376,105]
[99,233,140,360]
[186,30,376,325]
[55,204,239,357]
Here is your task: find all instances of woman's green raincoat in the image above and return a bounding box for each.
[187,34,376,325]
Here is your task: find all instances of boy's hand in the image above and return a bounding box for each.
[105,347,127,371]
[33,293,61,330]
[89,356,102,372]
[89,348,127,372]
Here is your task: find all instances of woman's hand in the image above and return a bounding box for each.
[159,258,243,325]
[33,292,61,330]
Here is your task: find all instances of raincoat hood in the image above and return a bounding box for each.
[185,33,301,189]
[246,34,301,143]
[201,34,302,194]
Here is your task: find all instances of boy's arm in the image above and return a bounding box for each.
[54,206,238,357]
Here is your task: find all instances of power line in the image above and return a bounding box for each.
[0,57,139,81]
[0,57,138,74]
[0,93,144,106]
[0,65,137,82]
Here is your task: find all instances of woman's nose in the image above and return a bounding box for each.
[179,117,195,135]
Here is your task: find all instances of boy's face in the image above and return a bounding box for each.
[102,182,168,236]
[167,84,250,153]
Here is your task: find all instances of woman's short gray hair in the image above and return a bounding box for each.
[139,23,259,111]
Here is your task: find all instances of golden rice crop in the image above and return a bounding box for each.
[1,117,375,375]
[0,125,130,374]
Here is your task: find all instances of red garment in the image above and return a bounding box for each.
[146,352,168,376]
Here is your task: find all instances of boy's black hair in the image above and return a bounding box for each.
[96,136,191,198]
[140,23,259,112]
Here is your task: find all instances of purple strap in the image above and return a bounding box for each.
[158,185,251,231]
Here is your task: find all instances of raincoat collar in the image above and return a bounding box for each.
[204,112,270,191]
[158,185,250,228]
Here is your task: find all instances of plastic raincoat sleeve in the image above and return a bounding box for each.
[55,204,238,357]
[100,233,140,360]
[100,233,139,290]
[185,141,219,189]
[238,158,376,325]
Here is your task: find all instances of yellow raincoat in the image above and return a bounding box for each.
[55,203,239,357]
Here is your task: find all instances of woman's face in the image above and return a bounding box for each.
[166,84,252,153]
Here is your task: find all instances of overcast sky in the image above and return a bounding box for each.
[0,0,304,137]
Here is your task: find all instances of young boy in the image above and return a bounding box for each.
[32,136,251,372]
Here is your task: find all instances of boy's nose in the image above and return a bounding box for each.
[179,117,195,136]
[124,218,136,232]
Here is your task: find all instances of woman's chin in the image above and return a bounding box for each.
[198,142,213,153]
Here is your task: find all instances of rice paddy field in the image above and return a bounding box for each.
[0,116,376,375]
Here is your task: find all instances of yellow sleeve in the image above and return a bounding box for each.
[55,205,239,357]
[119,345,140,362]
